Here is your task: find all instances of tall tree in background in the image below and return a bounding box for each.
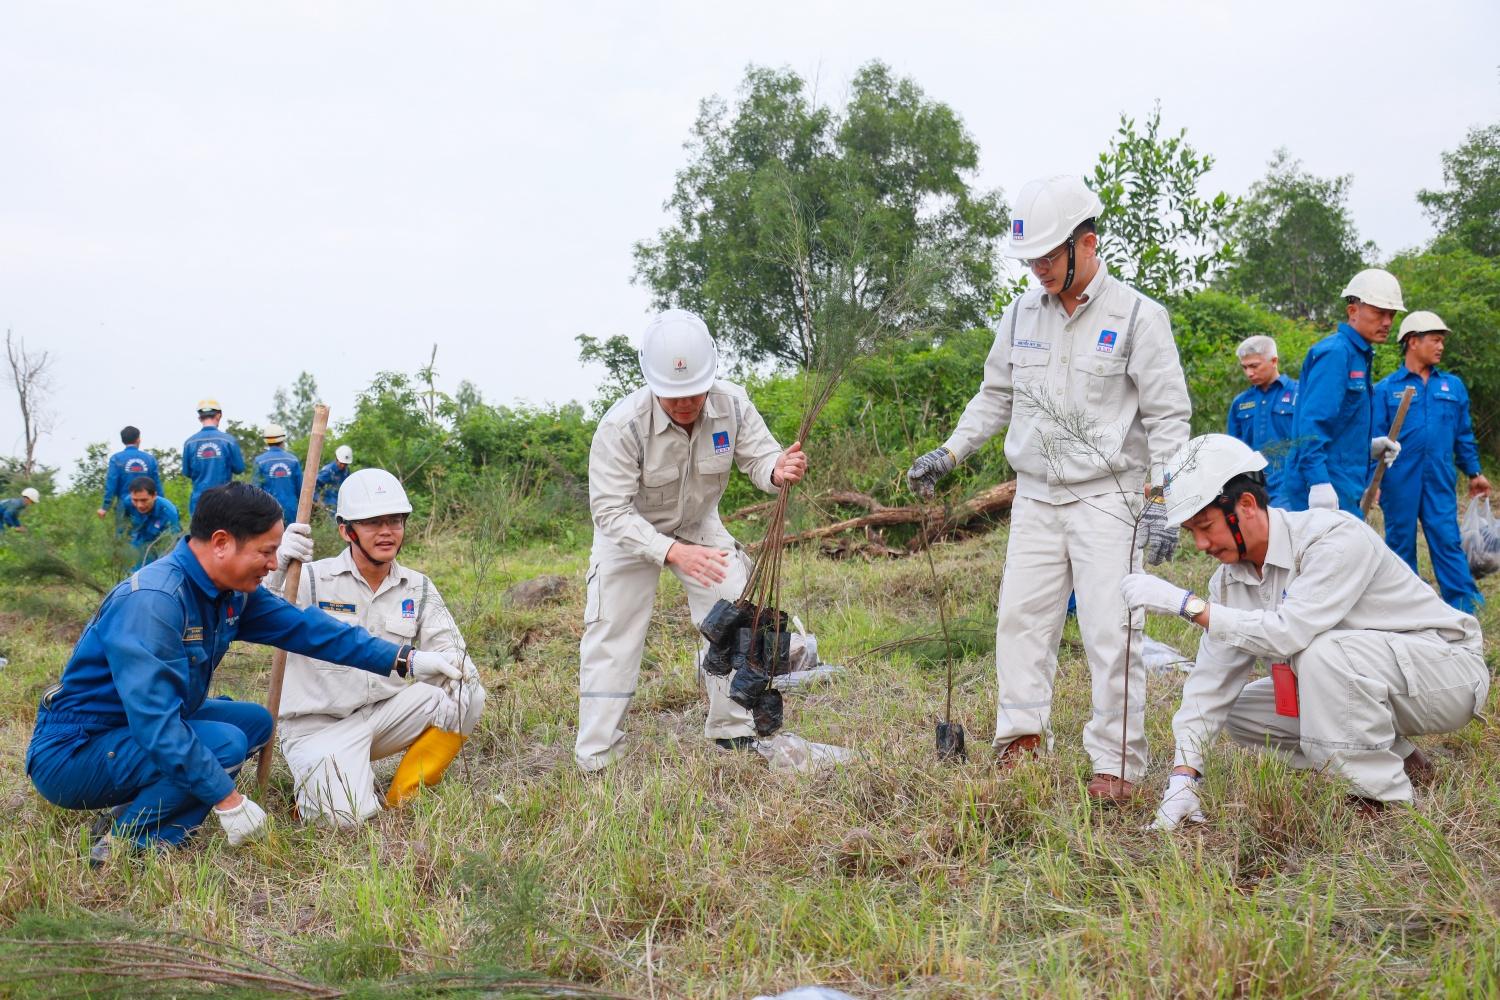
[268,371,321,440]
[1090,104,1237,302]
[1418,122,1500,258]
[1218,149,1373,326]
[633,61,1006,367]
[4,329,54,476]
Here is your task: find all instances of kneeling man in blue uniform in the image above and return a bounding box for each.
[25,482,461,862]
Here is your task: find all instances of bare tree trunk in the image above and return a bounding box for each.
[5,330,54,476]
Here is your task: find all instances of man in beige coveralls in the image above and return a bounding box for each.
[576,310,808,772]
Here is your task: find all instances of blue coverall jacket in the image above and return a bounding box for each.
[0,497,25,529]
[182,428,246,514]
[1226,374,1298,505]
[127,496,181,569]
[25,538,402,847]
[1375,365,1484,613]
[315,461,350,507]
[253,446,303,524]
[1284,323,1375,517]
[101,446,162,513]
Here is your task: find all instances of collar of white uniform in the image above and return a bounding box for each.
[1039,259,1110,313]
[326,543,412,593]
[1222,507,1294,586]
[651,385,726,436]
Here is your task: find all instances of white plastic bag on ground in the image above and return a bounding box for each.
[777,664,844,690]
[752,988,862,1000]
[1142,635,1192,674]
[1462,498,1500,578]
[754,732,857,774]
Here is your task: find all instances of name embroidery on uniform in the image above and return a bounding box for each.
[402,598,416,619]
[318,601,358,614]
[1096,330,1118,353]
[183,626,204,642]
[1014,339,1050,350]
[1238,401,1257,410]
[712,431,730,455]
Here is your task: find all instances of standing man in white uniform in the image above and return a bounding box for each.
[271,469,485,826]
[1121,434,1487,828]
[576,309,809,772]
[907,175,1192,801]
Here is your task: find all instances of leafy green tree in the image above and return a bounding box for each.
[575,333,643,416]
[339,372,452,487]
[268,371,321,440]
[633,61,1005,367]
[1090,104,1237,301]
[1218,149,1373,325]
[1418,123,1500,258]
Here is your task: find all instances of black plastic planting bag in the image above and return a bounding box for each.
[753,688,784,737]
[761,628,793,675]
[729,664,770,709]
[701,644,732,677]
[935,721,966,761]
[699,599,751,645]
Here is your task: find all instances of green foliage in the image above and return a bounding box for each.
[341,371,453,488]
[268,370,321,439]
[219,418,267,467]
[633,60,1006,367]
[1418,122,1500,258]
[0,455,57,497]
[574,333,642,417]
[1388,246,1500,451]
[1219,149,1374,325]
[1091,103,1237,301]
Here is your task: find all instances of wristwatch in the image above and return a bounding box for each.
[1179,593,1208,621]
[393,643,414,678]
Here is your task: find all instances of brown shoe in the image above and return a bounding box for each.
[1086,773,1140,803]
[995,734,1042,770]
[1348,795,1390,817]
[1402,746,1436,784]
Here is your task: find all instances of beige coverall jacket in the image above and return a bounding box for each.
[1174,507,1488,802]
[941,262,1192,780]
[576,381,783,771]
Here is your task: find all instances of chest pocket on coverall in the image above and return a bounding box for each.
[695,452,733,498]
[638,465,681,511]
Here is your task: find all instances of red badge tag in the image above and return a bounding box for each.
[1272,662,1299,717]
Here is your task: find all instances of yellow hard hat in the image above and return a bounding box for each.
[196,398,222,415]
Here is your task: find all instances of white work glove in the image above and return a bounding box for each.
[1139,495,1178,566]
[1120,572,1190,616]
[907,447,956,499]
[1307,483,1339,510]
[213,796,269,847]
[410,649,462,684]
[1150,773,1206,831]
[1370,436,1402,467]
[440,656,482,699]
[432,691,461,731]
[276,522,314,571]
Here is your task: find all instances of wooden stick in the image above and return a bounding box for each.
[1361,386,1414,516]
[255,404,329,795]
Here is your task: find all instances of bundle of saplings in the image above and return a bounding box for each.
[700,598,790,736]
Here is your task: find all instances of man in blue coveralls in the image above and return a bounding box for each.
[2,488,40,530]
[1375,311,1492,613]
[1226,335,1298,505]
[1283,268,1406,516]
[315,445,354,508]
[24,482,463,864]
[97,426,162,522]
[125,476,182,569]
[253,423,302,524]
[182,399,246,516]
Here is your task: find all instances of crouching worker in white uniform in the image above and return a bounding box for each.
[576,309,809,772]
[270,469,486,825]
[1120,434,1488,829]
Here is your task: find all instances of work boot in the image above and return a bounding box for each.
[714,736,756,753]
[1348,795,1390,817]
[387,728,465,807]
[1085,773,1140,803]
[994,734,1042,770]
[1403,746,1436,784]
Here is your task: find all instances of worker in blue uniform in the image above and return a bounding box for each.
[253,424,302,525]
[182,399,246,516]
[1375,311,1491,614]
[2,488,40,530]
[23,482,463,863]
[125,476,182,569]
[1225,335,1298,505]
[1284,269,1405,517]
[97,426,162,521]
[315,445,354,508]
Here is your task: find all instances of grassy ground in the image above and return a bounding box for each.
[1,515,1498,998]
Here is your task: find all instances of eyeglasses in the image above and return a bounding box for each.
[1022,241,1072,272]
[351,514,407,531]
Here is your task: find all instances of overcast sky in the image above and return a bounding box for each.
[4,0,1498,482]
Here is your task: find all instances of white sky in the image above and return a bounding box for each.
[3,0,1498,482]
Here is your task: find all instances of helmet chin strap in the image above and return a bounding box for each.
[1211,496,1248,557]
[342,521,402,566]
[1060,235,1078,293]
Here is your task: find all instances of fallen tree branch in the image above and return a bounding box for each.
[746,480,1016,552]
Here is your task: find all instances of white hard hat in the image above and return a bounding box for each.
[263,423,287,442]
[1341,268,1405,312]
[335,445,353,464]
[20,487,40,503]
[1162,434,1268,529]
[1003,175,1104,259]
[638,309,718,398]
[1398,310,1449,340]
[336,468,412,521]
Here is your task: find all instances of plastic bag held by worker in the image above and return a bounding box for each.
[700,598,750,645]
[729,665,770,709]
[701,643,732,677]
[1462,498,1500,578]
[753,688,784,736]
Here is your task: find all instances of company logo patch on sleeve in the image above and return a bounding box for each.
[401,598,416,618]
[1096,330,1118,353]
[712,431,731,454]
[318,601,358,615]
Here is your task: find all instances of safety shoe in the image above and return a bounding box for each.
[88,834,116,869]
[714,736,756,753]
[1402,747,1436,784]
[1085,774,1140,803]
[1348,795,1390,817]
[994,734,1042,770]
